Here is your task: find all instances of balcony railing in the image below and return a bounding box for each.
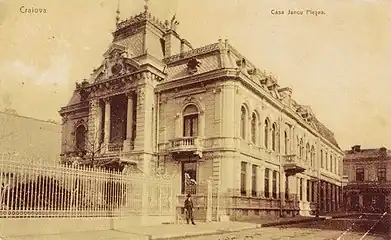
[284,154,298,163]
[168,137,203,157]
[169,137,202,149]
[282,154,305,175]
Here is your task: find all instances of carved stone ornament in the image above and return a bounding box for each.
[137,88,145,101]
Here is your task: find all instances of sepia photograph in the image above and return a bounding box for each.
[0,0,390,239]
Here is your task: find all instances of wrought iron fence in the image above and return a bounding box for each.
[0,153,174,218]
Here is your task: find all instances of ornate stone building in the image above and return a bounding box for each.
[59,4,344,219]
[343,145,391,213]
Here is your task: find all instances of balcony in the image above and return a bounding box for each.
[168,137,203,158]
[282,154,306,176]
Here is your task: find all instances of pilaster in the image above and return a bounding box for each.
[134,73,155,174]
[246,162,252,196]
[87,99,99,152]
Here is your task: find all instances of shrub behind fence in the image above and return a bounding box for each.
[0,153,174,218]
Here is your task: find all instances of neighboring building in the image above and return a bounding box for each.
[343,145,391,213]
[59,4,344,220]
[0,111,61,164]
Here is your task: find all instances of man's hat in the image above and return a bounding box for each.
[187,193,191,197]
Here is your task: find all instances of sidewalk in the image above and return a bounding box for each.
[3,214,354,240]
[4,221,259,240]
[237,215,323,227]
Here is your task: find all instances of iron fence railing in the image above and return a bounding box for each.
[0,153,174,218]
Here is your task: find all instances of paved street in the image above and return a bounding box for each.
[188,214,390,240]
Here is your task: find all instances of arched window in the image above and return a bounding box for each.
[284,131,288,155]
[251,112,257,144]
[320,149,324,168]
[240,106,247,139]
[306,143,310,161]
[264,119,269,149]
[272,123,277,151]
[183,104,199,137]
[300,139,304,158]
[75,125,86,151]
[311,146,315,167]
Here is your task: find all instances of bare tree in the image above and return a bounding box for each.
[64,128,123,169]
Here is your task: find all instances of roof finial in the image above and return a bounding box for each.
[116,0,121,25]
[144,0,149,13]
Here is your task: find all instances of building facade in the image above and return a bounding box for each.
[0,110,61,164]
[59,6,344,220]
[343,145,391,213]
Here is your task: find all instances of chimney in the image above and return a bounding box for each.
[351,145,361,152]
[163,31,172,58]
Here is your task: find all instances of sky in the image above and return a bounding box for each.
[0,0,390,150]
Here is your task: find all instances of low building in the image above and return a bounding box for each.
[59,4,344,220]
[0,110,61,165]
[343,145,391,213]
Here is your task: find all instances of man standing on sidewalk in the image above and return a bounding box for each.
[184,193,196,225]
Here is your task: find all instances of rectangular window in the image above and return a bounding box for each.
[240,162,247,196]
[306,180,310,202]
[272,171,277,199]
[252,165,257,197]
[378,168,386,182]
[356,168,364,182]
[264,168,270,198]
[299,178,303,201]
[311,181,315,202]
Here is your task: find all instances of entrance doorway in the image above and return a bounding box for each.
[181,161,197,195]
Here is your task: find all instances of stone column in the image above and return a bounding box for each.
[123,92,134,152]
[359,194,363,211]
[103,98,111,152]
[257,164,265,197]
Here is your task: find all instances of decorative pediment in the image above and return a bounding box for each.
[90,44,140,82]
[103,43,127,58]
